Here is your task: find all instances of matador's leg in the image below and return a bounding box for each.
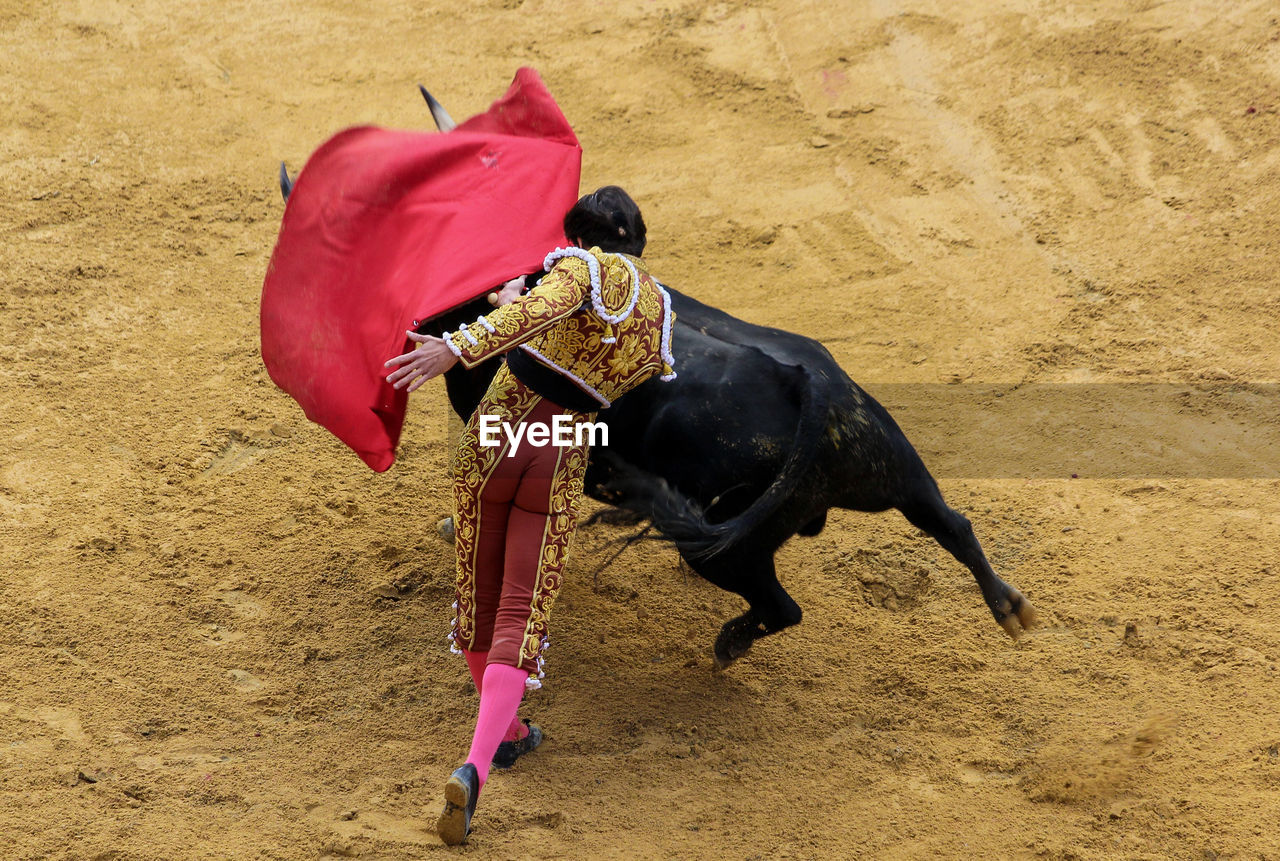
[450,365,540,655]
[485,399,592,687]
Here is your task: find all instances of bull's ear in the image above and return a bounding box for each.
[278,162,295,202]
[418,84,457,132]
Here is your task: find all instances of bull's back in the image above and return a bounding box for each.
[621,286,933,515]
[598,327,807,520]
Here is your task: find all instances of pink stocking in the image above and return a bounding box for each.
[461,649,529,744]
[465,663,528,788]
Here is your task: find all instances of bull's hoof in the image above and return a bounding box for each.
[995,588,1037,639]
[713,616,764,668]
[713,644,745,671]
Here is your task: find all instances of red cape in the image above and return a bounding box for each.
[261,68,582,471]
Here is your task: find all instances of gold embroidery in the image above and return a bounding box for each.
[448,249,675,404]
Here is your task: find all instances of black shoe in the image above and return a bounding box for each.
[492,721,543,769]
[437,763,479,845]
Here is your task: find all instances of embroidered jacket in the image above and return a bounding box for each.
[442,247,677,408]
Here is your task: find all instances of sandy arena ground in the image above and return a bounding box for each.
[3,0,1280,858]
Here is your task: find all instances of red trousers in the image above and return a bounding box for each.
[450,364,592,686]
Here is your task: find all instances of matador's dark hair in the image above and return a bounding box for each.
[562,186,647,257]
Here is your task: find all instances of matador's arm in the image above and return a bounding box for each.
[442,256,590,369]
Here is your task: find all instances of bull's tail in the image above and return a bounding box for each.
[602,361,830,560]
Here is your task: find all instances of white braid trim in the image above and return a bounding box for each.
[440,332,463,358]
[525,642,548,690]
[475,315,496,334]
[517,345,611,408]
[544,246,601,294]
[447,602,463,654]
[544,246,640,326]
[656,282,678,382]
[458,326,479,347]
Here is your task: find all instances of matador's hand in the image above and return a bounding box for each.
[487,276,526,307]
[384,331,460,393]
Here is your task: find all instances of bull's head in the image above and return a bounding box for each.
[277,85,456,202]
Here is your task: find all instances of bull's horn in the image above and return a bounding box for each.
[279,162,294,202]
[418,84,457,132]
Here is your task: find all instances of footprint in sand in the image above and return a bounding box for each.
[226,669,263,692]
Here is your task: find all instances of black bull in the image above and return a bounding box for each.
[421,282,1037,667]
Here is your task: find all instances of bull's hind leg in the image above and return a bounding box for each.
[687,552,801,668]
[900,490,1036,637]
